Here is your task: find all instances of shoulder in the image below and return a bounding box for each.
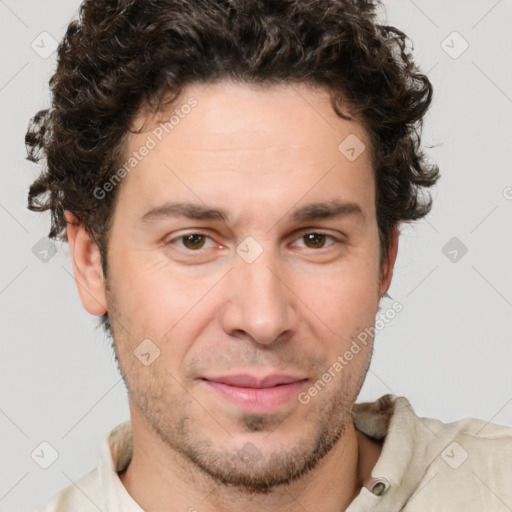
[39,468,105,512]
[424,414,512,481]
[407,400,512,470]
[352,396,512,511]
[397,398,512,510]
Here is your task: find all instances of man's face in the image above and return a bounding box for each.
[101,81,392,489]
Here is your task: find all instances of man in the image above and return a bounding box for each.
[25,0,511,510]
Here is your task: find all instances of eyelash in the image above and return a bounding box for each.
[166,231,343,252]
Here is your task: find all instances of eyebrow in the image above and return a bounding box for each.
[141,202,230,223]
[140,199,365,225]
[291,200,365,224]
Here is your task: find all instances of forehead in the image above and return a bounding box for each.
[117,81,374,225]
[131,80,367,155]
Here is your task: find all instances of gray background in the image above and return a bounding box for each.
[1,0,511,510]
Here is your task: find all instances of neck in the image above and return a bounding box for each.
[119,408,381,512]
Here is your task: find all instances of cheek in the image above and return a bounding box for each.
[107,252,216,356]
[300,256,381,331]
[109,254,175,318]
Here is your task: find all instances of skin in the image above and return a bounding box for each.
[66,80,398,512]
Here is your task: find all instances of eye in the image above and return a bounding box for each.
[170,233,216,251]
[294,232,339,249]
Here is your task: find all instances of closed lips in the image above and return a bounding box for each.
[201,374,308,388]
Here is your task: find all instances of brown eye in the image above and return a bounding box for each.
[182,234,206,250]
[303,233,328,249]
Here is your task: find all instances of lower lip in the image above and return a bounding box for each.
[203,380,307,414]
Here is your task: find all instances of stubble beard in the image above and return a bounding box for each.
[106,288,373,494]
[117,351,371,495]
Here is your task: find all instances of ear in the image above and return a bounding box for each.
[378,225,399,298]
[65,211,107,316]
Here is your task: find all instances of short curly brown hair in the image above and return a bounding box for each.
[26,0,439,279]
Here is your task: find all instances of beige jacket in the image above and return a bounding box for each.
[40,395,512,511]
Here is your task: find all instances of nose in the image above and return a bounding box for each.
[219,248,299,346]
